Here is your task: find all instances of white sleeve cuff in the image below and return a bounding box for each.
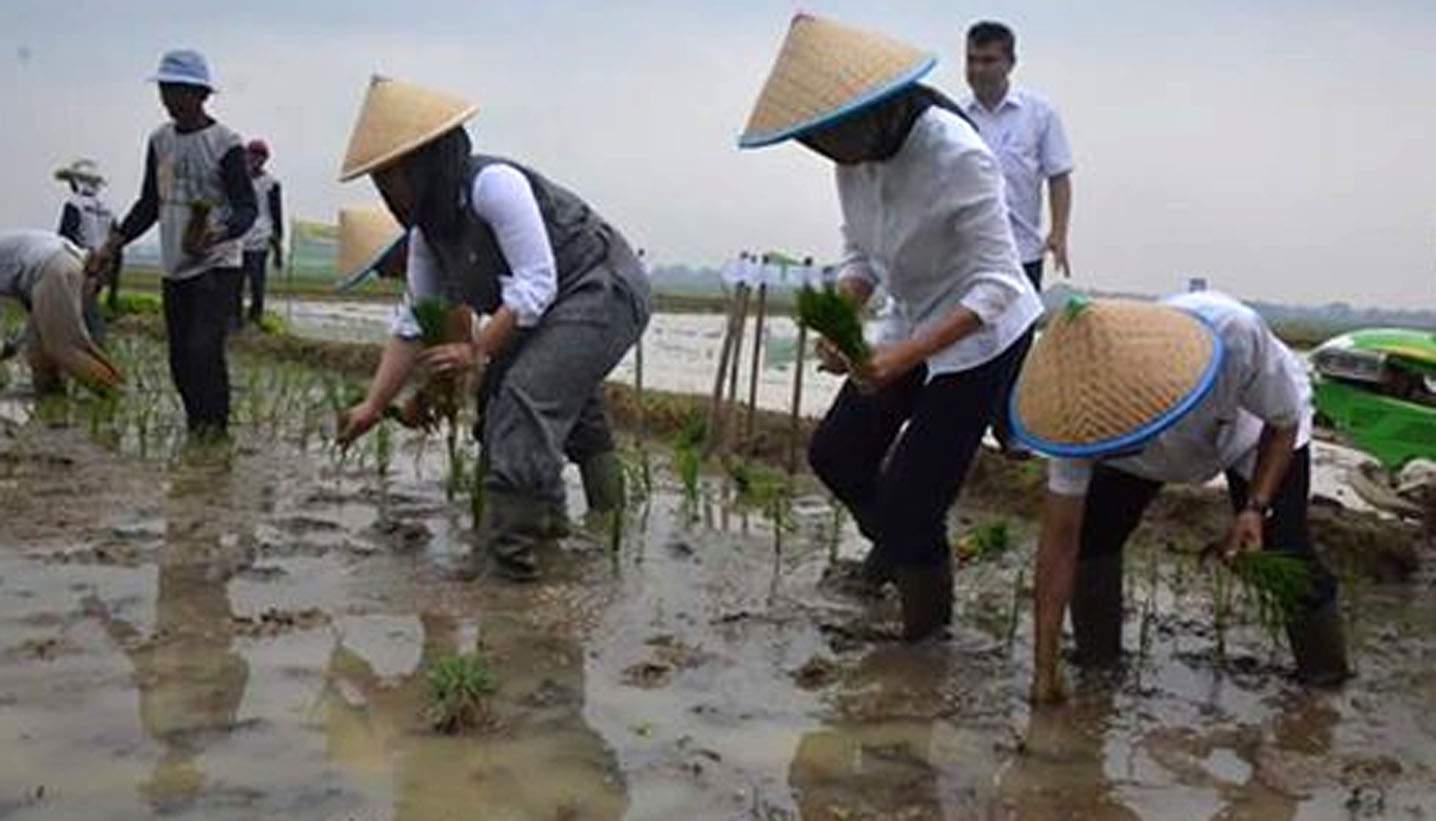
[1047,457,1093,497]
[958,278,1016,326]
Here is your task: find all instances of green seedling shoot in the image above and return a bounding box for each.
[425,652,498,734]
[797,285,870,368]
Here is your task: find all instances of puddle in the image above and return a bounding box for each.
[0,331,1431,819]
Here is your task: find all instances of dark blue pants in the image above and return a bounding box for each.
[808,341,1025,568]
[1078,446,1338,610]
[163,270,232,434]
[990,259,1044,450]
[241,249,268,322]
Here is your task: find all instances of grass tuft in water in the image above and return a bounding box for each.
[425,652,498,734]
[953,519,1012,562]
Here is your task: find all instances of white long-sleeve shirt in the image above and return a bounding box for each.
[1047,291,1313,496]
[390,163,557,337]
[835,107,1042,377]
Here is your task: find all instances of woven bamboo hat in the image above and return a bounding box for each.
[335,206,405,292]
[339,75,477,181]
[738,13,936,149]
[1011,297,1226,458]
[54,158,105,185]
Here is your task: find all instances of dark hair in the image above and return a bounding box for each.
[379,126,472,240]
[966,21,1016,61]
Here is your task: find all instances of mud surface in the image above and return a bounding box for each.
[0,332,1433,819]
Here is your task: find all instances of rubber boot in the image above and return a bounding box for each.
[894,561,953,642]
[477,489,551,582]
[1286,598,1351,687]
[1070,552,1124,667]
[579,450,626,514]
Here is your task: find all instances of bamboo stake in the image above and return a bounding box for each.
[705,274,743,455]
[788,322,808,474]
[744,282,767,449]
[724,282,751,457]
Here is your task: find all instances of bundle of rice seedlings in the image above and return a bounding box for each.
[797,285,870,368]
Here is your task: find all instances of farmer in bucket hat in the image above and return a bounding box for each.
[89,49,258,438]
[1015,293,1350,705]
[334,76,651,581]
[0,229,124,395]
[738,14,1043,641]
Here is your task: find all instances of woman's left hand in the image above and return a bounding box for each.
[418,342,485,378]
[853,343,920,394]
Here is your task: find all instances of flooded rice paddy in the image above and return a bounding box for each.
[0,322,1432,819]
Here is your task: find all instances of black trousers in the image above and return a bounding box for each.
[241,249,269,322]
[990,259,1044,450]
[808,341,1024,568]
[1078,446,1338,608]
[162,270,232,434]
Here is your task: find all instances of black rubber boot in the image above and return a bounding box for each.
[579,450,626,514]
[1287,599,1351,687]
[895,561,953,642]
[1070,552,1124,667]
[478,490,550,582]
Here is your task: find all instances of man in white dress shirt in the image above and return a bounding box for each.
[964,21,1074,455]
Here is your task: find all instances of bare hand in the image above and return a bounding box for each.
[814,337,850,375]
[85,242,117,278]
[1221,510,1265,562]
[418,342,484,378]
[1044,232,1070,277]
[337,402,381,447]
[851,345,916,395]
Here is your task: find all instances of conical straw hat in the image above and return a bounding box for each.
[738,14,936,149]
[339,75,477,181]
[335,206,405,291]
[1011,297,1225,458]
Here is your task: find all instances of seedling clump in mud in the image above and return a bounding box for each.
[425,652,498,734]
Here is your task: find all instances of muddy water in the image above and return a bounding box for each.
[0,336,1433,819]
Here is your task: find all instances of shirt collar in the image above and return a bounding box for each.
[966,88,1023,114]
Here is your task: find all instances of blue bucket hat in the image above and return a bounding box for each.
[150,49,215,91]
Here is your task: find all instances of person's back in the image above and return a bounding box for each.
[0,230,75,302]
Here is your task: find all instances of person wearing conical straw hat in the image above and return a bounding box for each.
[1012,292,1349,705]
[335,75,651,581]
[334,206,408,293]
[0,229,124,396]
[740,14,1042,641]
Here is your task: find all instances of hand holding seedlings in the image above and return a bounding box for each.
[1220,509,1265,561]
[337,401,381,447]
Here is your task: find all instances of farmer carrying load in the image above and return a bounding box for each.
[334,76,651,581]
[737,14,1042,641]
[1013,291,1350,705]
[0,229,124,395]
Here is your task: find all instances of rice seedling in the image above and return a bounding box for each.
[373,418,393,478]
[953,519,1012,562]
[1231,551,1312,642]
[425,652,498,734]
[796,285,870,369]
[670,416,707,508]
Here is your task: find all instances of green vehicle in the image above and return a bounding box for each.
[1310,328,1436,469]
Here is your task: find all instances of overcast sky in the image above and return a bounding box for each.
[2,0,1432,307]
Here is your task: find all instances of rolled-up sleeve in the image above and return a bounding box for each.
[1047,457,1093,497]
[471,164,556,328]
[1236,315,1305,428]
[950,149,1026,325]
[1039,104,1074,178]
[389,227,442,340]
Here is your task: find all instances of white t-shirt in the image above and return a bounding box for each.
[963,89,1074,264]
[390,163,557,335]
[835,107,1042,377]
[1048,291,1312,497]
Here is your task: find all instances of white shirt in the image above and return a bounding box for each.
[836,107,1042,377]
[0,231,81,303]
[963,89,1073,264]
[64,192,115,251]
[243,171,279,251]
[390,163,557,336]
[1048,291,1313,496]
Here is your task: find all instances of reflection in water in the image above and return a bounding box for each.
[321,599,628,819]
[89,452,253,812]
[993,687,1138,820]
[788,644,960,818]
